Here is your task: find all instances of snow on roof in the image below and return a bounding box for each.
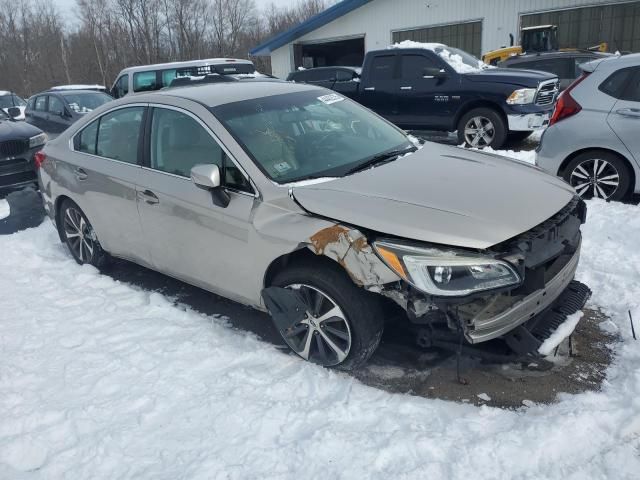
[0,90,11,96]
[50,85,106,91]
[388,40,489,73]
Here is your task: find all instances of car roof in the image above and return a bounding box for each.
[42,90,108,96]
[144,80,323,108]
[582,52,640,72]
[118,58,254,76]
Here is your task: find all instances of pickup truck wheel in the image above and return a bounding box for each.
[59,199,109,267]
[458,108,507,149]
[271,263,384,371]
[563,151,631,201]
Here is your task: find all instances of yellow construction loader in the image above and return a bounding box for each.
[482,25,608,65]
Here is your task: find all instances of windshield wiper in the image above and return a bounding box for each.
[345,146,417,175]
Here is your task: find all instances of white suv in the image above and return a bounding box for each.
[110,58,258,99]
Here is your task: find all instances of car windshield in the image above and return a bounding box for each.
[211,90,412,183]
[61,92,112,113]
[0,94,26,108]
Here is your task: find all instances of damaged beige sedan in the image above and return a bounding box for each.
[37,81,590,370]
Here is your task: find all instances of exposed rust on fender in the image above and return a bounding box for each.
[309,225,350,255]
[307,224,400,287]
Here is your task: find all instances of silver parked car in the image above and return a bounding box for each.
[37,81,589,370]
[537,53,640,201]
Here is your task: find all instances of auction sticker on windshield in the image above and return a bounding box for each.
[318,93,345,105]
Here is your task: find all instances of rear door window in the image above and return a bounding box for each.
[625,69,640,102]
[133,71,159,92]
[370,55,396,80]
[599,67,636,99]
[96,107,145,164]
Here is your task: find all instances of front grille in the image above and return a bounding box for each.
[0,157,30,176]
[0,139,28,157]
[493,196,585,294]
[535,80,559,106]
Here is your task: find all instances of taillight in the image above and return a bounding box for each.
[549,72,589,126]
[33,151,46,169]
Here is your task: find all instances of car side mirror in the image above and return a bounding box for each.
[7,107,20,118]
[423,67,447,79]
[190,164,230,208]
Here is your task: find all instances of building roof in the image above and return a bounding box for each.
[249,0,373,56]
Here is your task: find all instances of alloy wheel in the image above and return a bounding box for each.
[569,158,620,199]
[464,116,495,147]
[281,284,352,366]
[63,207,95,263]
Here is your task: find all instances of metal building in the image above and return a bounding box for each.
[250,0,640,78]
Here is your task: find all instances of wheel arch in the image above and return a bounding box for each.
[558,147,636,196]
[453,100,508,131]
[263,247,326,289]
[53,194,73,242]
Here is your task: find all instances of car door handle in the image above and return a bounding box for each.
[139,189,159,205]
[616,108,640,118]
[364,87,375,91]
[400,86,413,90]
[74,168,88,181]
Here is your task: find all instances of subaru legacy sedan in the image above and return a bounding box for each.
[37,81,589,370]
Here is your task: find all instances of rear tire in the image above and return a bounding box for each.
[271,262,384,371]
[59,199,110,267]
[457,107,507,149]
[563,151,631,201]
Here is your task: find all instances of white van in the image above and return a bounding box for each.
[110,58,257,98]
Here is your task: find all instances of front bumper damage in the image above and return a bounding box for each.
[380,196,590,356]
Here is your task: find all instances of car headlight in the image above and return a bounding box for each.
[374,240,521,297]
[506,88,537,105]
[29,132,47,148]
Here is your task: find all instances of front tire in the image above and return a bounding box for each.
[457,107,507,149]
[271,262,384,371]
[563,151,631,201]
[59,199,109,267]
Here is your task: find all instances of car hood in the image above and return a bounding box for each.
[0,118,42,141]
[291,143,575,250]
[465,68,556,87]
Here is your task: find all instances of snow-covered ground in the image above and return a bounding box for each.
[1,193,639,477]
[0,199,9,220]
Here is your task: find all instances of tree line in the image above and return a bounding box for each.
[0,0,328,97]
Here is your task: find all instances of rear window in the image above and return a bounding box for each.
[61,92,112,113]
[599,67,636,99]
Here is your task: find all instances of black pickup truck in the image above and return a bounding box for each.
[288,44,559,149]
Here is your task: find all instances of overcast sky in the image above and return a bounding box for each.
[53,0,301,23]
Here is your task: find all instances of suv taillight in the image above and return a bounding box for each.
[549,72,589,126]
[33,151,46,169]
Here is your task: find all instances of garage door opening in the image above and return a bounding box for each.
[294,37,365,70]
